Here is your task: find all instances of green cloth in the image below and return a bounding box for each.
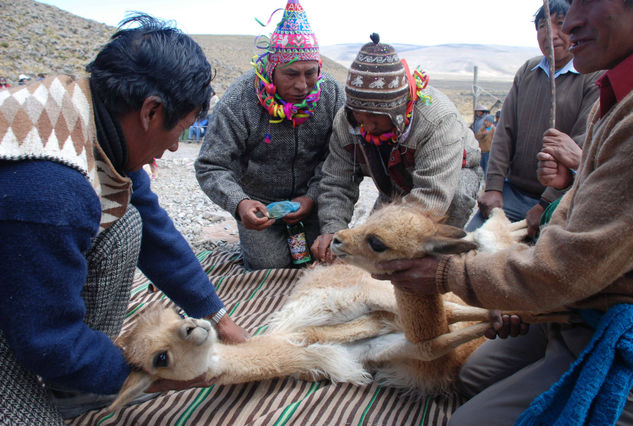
[540,198,562,226]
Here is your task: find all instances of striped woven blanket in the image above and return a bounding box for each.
[69,250,462,425]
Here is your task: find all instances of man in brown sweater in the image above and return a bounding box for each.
[374,0,633,424]
[474,114,495,174]
[467,0,601,238]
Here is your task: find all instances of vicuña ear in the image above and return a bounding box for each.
[108,370,154,412]
[422,236,478,255]
[435,224,468,239]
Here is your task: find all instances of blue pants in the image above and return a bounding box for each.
[466,181,539,231]
[188,126,203,141]
[480,152,490,175]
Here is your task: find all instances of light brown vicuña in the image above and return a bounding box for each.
[109,304,369,410]
[266,202,571,394]
[319,201,573,393]
[113,202,572,409]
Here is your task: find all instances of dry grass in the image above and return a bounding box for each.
[431,79,511,122]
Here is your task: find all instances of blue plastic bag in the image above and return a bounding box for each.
[266,201,300,219]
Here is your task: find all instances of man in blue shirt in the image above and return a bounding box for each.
[0,14,247,423]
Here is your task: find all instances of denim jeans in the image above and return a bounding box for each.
[466,181,539,231]
[480,152,490,175]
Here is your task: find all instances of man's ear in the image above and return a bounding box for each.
[140,96,163,132]
[107,370,154,412]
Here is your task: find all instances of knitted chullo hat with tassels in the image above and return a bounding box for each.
[252,0,323,140]
[265,0,320,80]
[345,33,410,133]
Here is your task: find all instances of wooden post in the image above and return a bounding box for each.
[472,65,479,125]
[543,0,556,129]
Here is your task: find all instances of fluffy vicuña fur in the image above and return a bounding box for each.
[268,202,573,395]
[110,304,370,411]
[113,202,573,409]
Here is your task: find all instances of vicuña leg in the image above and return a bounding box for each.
[216,334,370,385]
[350,321,490,364]
[444,302,490,324]
[302,311,399,344]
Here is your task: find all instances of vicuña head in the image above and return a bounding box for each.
[116,304,217,382]
[109,304,220,411]
[331,201,477,274]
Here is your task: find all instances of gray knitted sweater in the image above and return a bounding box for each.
[195,70,345,217]
[319,85,482,234]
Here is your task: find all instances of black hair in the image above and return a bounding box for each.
[534,0,570,30]
[86,13,212,129]
[344,107,359,128]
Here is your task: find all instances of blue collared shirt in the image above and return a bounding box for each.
[532,57,579,79]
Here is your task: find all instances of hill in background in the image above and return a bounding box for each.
[190,35,349,97]
[1,0,526,120]
[321,43,540,82]
[0,0,112,80]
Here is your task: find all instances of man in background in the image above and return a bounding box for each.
[0,14,246,423]
[475,113,495,174]
[467,0,601,238]
[470,103,490,134]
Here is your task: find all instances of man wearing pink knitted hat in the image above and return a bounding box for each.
[264,0,320,82]
[196,0,345,270]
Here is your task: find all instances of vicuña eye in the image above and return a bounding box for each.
[367,235,388,252]
[153,351,169,368]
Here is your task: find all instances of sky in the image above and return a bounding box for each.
[37,0,548,48]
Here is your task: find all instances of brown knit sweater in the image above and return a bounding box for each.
[475,124,495,154]
[438,88,633,313]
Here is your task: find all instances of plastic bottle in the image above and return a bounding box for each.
[286,222,312,265]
